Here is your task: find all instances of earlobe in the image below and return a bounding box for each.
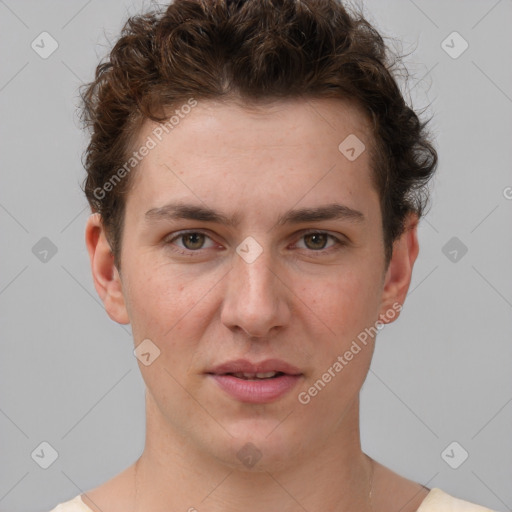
[378,213,419,324]
[85,213,130,325]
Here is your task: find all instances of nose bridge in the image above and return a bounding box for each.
[238,248,276,301]
[221,240,289,337]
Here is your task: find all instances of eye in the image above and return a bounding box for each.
[294,231,344,253]
[165,231,217,253]
[163,229,346,257]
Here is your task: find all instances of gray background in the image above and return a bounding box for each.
[1,0,511,511]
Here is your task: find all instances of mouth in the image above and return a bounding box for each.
[205,359,303,403]
[206,358,302,376]
[214,371,287,380]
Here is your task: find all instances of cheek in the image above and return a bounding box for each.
[296,272,381,413]
[304,266,383,340]
[124,265,205,396]
[122,259,217,345]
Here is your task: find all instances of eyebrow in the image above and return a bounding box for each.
[144,202,365,227]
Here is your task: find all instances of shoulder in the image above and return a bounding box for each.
[418,488,498,512]
[48,495,93,512]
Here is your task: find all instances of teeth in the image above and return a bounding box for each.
[256,371,278,378]
[232,371,278,379]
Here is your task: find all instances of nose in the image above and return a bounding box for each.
[220,244,291,339]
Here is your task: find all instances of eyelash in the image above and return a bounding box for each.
[163,230,346,257]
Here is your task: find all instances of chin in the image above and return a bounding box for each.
[209,418,306,473]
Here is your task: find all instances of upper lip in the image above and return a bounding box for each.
[207,358,302,375]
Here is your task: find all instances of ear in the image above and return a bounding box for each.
[378,212,419,325]
[85,213,130,325]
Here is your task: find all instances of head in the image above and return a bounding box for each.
[84,0,437,471]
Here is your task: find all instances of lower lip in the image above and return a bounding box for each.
[209,374,302,403]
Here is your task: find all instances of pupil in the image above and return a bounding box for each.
[305,233,327,250]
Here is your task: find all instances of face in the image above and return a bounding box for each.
[87,97,418,471]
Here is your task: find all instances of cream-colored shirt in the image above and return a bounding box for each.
[49,488,497,511]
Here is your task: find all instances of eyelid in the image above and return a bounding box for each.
[164,229,218,250]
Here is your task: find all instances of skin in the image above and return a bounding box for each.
[84,97,429,512]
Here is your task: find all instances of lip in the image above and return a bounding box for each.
[206,359,303,404]
[207,358,302,376]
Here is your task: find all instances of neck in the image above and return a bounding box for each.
[134,392,374,512]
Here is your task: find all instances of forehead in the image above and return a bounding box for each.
[125,97,378,221]
[137,96,372,155]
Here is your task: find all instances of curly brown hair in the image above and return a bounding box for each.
[80,0,437,270]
